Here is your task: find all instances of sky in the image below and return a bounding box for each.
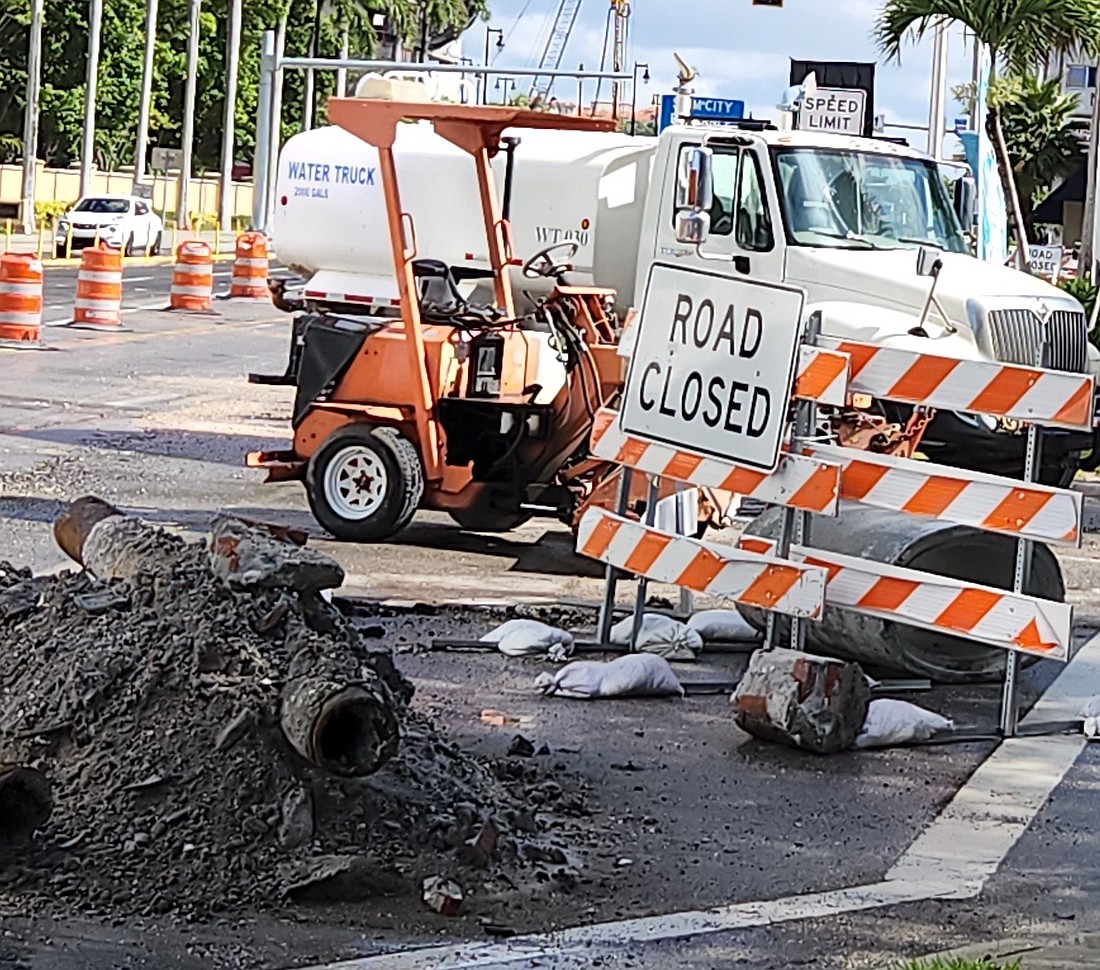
[462,0,978,151]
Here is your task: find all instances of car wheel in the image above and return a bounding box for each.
[151,231,163,256]
[306,426,424,541]
[53,244,65,260]
[124,234,135,257]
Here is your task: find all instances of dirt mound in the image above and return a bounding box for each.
[0,515,587,922]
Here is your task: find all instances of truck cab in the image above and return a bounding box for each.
[634,125,1096,484]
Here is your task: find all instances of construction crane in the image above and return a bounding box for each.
[529,0,585,100]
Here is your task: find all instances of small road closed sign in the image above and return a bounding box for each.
[620,266,806,472]
[799,87,868,135]
[1028,244,1063,281]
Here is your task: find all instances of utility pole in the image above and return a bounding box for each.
[177,0,202,230]
[80,0,104,198]
[266,16,287,225]
[19,0,44,233]
[252,30,275,232]
[335,23,349,97]
[218,0,242,233]
[133,0,159,181]
[927,22,948,159]
[1080,64,1100,278]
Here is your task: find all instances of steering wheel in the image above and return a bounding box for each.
[523,241,580,280]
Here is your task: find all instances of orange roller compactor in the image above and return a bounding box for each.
[247,99,690,540]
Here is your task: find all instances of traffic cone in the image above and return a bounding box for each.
[166,240,217,314]
[68,244,128,332]
[227,231,270,300]
[0,253,45,347]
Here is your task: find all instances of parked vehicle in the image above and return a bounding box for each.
[272,113,1100,487]
[55,195,164,258]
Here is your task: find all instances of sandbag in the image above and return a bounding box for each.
[1081,695,1100,740]
[481,619,574,660]
[535,654,684,700]
[609,614,701,661]
[686,609,761,643]
[854,699,954,749]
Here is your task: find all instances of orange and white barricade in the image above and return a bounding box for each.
[169,240,215,312]
[69,244,125,331]
[0,253,44,347]
[228,231,269,299]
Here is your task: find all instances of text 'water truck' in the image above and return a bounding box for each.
[272,92,1100,492]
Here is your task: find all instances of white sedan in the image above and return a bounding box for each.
[55,195,164,258]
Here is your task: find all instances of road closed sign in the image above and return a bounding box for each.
[1028,244,1063,281]
[620,266,806,472]
[799,88,867,134]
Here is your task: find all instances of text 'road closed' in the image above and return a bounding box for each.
[621,266,805,471]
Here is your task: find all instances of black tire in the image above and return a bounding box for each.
[448,502,532,533]
[124,234,135,257]
[306,426,424,542]
[151,232,163,256]
[54,244,65,260]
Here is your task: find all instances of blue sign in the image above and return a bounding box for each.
[953,116,969,134]
[658,94,745,132]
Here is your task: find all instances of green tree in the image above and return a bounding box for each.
[952,74,1084,233]
[0,0,487,174]
[876,0,1100,271]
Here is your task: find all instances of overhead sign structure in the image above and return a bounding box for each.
[620,266,806,472]
[1028,244,1064,281]
[798,88,868,135]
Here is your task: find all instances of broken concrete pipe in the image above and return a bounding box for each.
[0,765,52,839]
[738,506,1065,684]
[280,677,399,778]
[54,496,181,583]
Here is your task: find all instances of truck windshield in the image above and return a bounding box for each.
[772,148,967,254]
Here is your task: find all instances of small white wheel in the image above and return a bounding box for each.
[322,445,388,520]
[306,426,424,541]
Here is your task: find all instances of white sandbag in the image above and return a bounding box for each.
[1080,695,1100,739]
[536,654,684,700]
[609,613,702,661]
[854,699,954,749]
[686,609,761,643]
[481,619,574,658]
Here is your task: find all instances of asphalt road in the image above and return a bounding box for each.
[1,301,1099,969]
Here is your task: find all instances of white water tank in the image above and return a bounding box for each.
[272,122,656,311]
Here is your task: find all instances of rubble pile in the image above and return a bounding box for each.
[0,500,587,920]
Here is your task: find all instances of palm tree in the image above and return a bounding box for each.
[876,0,1100,272]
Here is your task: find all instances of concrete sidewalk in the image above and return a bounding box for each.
[3,229,247,264]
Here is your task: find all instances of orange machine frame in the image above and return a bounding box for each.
[321,98,616,484]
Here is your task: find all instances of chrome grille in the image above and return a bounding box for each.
[987,308,1088,372]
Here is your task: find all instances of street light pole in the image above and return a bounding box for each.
[80,0,104,198]
[19,0,44,233]
[218,0,242,233]
[927,21,948,158]
[631,61,649,136]
[133,0,159,182]
[177,0,201,230]
[482,27,503,104]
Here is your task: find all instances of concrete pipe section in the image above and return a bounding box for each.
[739,507,1065,683]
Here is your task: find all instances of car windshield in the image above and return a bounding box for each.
[73,198,130,214]
[772,148,968,253]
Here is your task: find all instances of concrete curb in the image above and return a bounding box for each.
[36,253,242,267]
[873,935,1086,968]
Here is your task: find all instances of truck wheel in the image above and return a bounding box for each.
[448,505,532,533]
[307,426,424,541]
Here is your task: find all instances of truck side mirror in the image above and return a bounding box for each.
[953,176,976,229]
[917,245,944,278]
[675,146,714,245]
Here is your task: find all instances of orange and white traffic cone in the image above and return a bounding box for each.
[227,231,269,300]
[167,240,216,313]
[0,253,44,347]
[68,244,127,331]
